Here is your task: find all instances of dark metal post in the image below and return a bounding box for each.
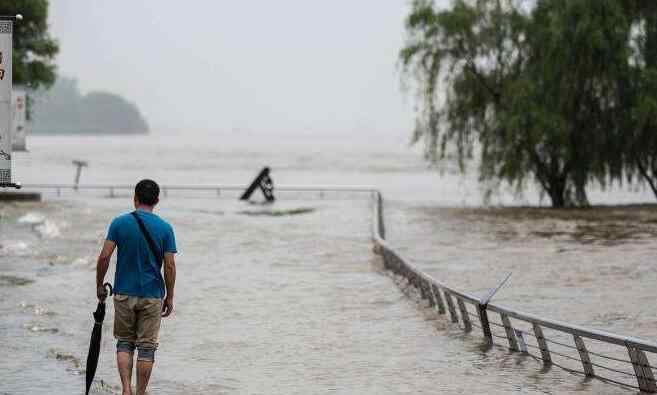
[377,192,385,239]
[72,160,88,191]
[477,304,493,343]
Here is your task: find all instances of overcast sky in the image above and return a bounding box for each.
[47,1,447,136]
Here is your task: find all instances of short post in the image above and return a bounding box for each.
[444,291,459,324]
[419,278,429,302]
[573,335,594,377]
[501,314,519,351]
[514,329,528,353]
[377,193,385,239]
[431,284,446,314]
[426,282,436,308]
[532,324,551,364]
[626,344,657,393]
[477,304,493,343]
[72,160,88,191]
[380,249,390,269]
[457,299,472,332]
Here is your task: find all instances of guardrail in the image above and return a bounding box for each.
[370,189,657,393]
[19,183,657,392]
[20,184,375,198]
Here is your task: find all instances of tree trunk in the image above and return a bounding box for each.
[546,176,567,208]
[548,188,566,208]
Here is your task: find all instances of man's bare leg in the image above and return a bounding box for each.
[136,359,154,395]
[117,351,134,395]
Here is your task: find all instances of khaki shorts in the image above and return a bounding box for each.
[113,294,162,348]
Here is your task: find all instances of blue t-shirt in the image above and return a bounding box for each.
[106,209,177,299]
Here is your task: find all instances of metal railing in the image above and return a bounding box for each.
[20,183,375,199]
[18,183,657,392]
[370,189,657,393]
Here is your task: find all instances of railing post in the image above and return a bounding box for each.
[414,275,423,299]
[500,314,519,351]
[573,335,594,377]
[109,187,115,198]
[430,284,446,314]
[419,278,430,303]
[392,252,401,274]
[409,274,419,299]
[627,344,657,393]
[457,299,472,332]
[444,292,459,324]
[514,329,528,353]
[426,281,436,308]
[532,324,551,364]
[377,193,385,239]
[477,304,492,343]
[414,275,423,301]
[384,250,394,272]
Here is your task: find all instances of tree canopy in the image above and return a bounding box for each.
[401,0,657,207]
[0,0,58,90]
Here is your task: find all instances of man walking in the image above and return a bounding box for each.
[96,179,177,395]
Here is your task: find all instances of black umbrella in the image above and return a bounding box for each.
[85,282,113,395]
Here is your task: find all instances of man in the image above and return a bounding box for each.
[96,179,177,395]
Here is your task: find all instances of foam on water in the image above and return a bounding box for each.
[1,240,29,252]
[34,220,61,238]
[17,212,45,225]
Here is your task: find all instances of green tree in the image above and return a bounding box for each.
[0,0,58,90]
[617,2,657,199]
[400,0,635,207]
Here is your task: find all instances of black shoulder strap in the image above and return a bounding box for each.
[131,211,163,264]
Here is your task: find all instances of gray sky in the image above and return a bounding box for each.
[48,1,428,136]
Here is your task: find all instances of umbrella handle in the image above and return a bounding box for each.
[99,283,113,302]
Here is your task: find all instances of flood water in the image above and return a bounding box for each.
[1,131,656,394]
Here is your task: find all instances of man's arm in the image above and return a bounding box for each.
[162,252,176,317]
[96,240,116,300]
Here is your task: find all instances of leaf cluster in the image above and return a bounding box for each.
[401,0,657,207]
[0,0,58,90]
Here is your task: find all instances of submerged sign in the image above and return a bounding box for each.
[12,88,26,151]
[0,20,11,184]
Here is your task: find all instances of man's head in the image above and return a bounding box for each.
[134,179,160,208]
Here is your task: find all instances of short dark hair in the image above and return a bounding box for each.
[135,179,160,206]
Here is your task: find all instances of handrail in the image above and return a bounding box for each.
[21,183,377,193]
[486,303,657,352]
[369,189,657,392]
[20,183,377,198]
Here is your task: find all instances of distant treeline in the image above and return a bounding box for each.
[31,77,149,135]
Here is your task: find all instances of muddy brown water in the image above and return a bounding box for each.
[3,133,657,394]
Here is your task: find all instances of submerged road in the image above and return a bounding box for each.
[0,194,636,394]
